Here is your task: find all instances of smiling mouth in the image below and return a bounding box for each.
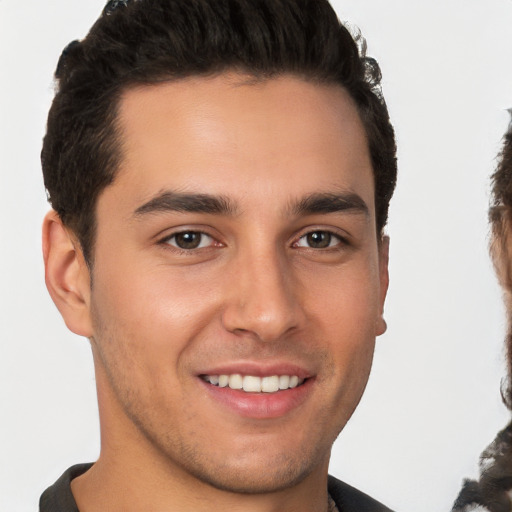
[200,374,306,393]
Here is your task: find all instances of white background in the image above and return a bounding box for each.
[1,1,512,511]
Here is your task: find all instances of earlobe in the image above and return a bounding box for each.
[376,317,387,336]
[376,235,390,337]
[42,210,93,337]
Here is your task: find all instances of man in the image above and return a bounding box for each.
[452,118,512,512]
[39,0,397,510]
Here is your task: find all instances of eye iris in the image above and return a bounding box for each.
[175,232,202,249]
[307,231,331,248]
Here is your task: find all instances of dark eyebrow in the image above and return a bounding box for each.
[290,192,369,217]
[133,191,238,217]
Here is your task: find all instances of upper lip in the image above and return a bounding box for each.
[197,361,313,379]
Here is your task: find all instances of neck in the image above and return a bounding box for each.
[72,460,330,512]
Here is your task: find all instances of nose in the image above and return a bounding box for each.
[221,248,304,343]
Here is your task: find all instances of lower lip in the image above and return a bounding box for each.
[199,378,314,419]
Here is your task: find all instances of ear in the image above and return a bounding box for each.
[375,235,390,336]
[42,210,93,337]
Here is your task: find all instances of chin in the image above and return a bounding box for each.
[156,432,330,494]
[180,451,322,495]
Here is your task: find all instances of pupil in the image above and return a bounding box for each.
[307,231,330,248]
[175,232,201,249]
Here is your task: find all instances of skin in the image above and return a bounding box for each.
[43,73,389,512]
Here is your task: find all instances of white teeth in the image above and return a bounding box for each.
[203,374,305,393]
[243,375,261,392]
[229,374,243,390]
[261,375,279,393]
[278,375,290,389]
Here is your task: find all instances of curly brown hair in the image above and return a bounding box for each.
[490,121,512,406]
[453,117,512,512]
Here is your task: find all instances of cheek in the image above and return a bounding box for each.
[307,260,381,336]
[304,261,380,380]
[89,258,224,381]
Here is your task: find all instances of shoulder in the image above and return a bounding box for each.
[39,463,92,512]
[328,474,394,512]
[452,422,512,512]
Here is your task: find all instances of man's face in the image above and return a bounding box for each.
[86,74,388,492]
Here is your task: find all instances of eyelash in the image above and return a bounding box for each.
[294,230,348,250]
[161,231,220,251]
[159,228,348,252]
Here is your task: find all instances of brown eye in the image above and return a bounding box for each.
[306,231,331,248]
[296,230,342,249]
[166,231,213,250]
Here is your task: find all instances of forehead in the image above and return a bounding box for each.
[109,73,374,216]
